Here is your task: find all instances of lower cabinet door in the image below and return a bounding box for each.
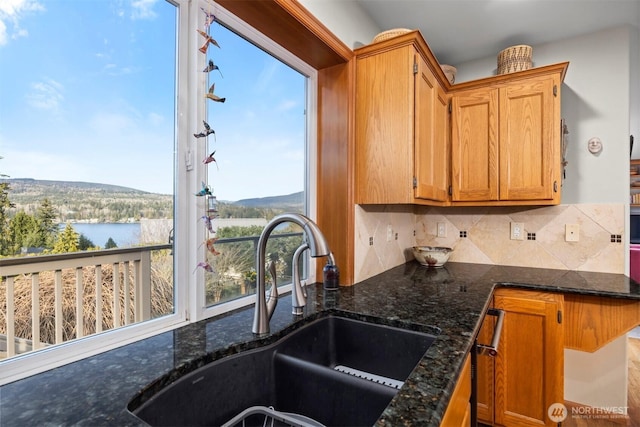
[493,289,564,427]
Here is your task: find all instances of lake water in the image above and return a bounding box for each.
[58,223,140,248]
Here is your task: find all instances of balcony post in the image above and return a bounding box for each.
[135,251,152,322]
[5,276,16,357]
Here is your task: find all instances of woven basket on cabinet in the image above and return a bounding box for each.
[497,44,532,74]
[372,28,412,43]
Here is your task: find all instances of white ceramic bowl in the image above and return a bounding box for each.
[412,246,453,267]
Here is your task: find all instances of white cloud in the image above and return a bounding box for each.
[254,60,279,93]
[88,111,138,134]
[276,99,298,112]
[0,19,7,45]
[26,78,64,111]
[0,148,92,183]
[147,112,164,126]
[0,0,44,46]
[131,0,158,20]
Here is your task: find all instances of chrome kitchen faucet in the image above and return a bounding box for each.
[252,213,333,335]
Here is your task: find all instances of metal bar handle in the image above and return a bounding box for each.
[476,308,505,357]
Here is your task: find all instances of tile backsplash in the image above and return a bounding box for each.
[354,204,625,282]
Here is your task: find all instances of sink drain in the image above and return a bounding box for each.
[333,365,404,390]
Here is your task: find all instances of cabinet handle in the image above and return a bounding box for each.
[476,308,505,357]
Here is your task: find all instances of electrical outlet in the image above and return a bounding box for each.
[565,224,579,242]
[510,222,524,240]
[437,222,447,238]
[386,224,393,242]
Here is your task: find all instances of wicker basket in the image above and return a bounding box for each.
[440,64,457,84]
[497,45,532,74]
[373,28,412,43]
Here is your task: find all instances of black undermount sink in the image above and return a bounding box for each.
[128,314,436,427]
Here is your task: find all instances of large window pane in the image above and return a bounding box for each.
[198,19,307,307]
[0,0,176,359]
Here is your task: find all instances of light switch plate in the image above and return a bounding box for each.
[437,222,446,238]
[565,224,579,242]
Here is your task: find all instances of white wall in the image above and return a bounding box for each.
[565,335,628,412]
[298,0,380,49]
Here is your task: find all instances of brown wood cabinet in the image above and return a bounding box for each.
[441,354,471,427]
[451,65,567,205]
[354,32,449,205]
[478,289,564,426]
[564,294,640,352]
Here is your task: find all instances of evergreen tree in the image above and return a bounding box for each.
[7,211,39,254]
[78,234,96,251]
[37,198,58,248]
[52,223,79,253]
[104,237,117,249]
[0,157,14,255]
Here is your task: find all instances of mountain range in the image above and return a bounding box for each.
[2,178,302,220]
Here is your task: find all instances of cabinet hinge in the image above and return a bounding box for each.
[557,310,562,324]
[413,176,417,188]
[448,100,452,113]
[413,61,418,74]
[553,84,558,97]
[448,185,452,196]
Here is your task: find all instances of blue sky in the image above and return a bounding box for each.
[0,0,305,200]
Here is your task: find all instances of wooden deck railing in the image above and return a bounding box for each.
[0,245,171,358]
[0,232,304,359]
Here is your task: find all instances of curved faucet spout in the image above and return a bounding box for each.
[252,213,331,335]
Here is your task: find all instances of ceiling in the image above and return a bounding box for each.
[354,0,640,66]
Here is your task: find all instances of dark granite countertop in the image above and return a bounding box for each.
[1,262,639,426]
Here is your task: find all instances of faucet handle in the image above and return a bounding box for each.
[265,261,278,320]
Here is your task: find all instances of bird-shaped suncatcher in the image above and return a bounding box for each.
[203,59,223,77]
[201,215,215,233]
[195,182,213,197]
[197,29,220,54]
[205,83,226,103]
[203,151,218,170]
[200,7,216,30]
[193,261,214,274]
[202,237,220,256]
[194,120,215,139]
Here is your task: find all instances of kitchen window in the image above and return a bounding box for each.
[0,0,317,384]
[194,6,315,316]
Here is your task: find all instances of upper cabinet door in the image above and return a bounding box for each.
[451,87,499,201]
[354,45,415,204]
[499,75,559,201]
[414,53,449,202]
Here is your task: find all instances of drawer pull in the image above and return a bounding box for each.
[477,308,505,357]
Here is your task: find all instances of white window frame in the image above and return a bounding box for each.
[190,0,318,321]
[0,0,318,386]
